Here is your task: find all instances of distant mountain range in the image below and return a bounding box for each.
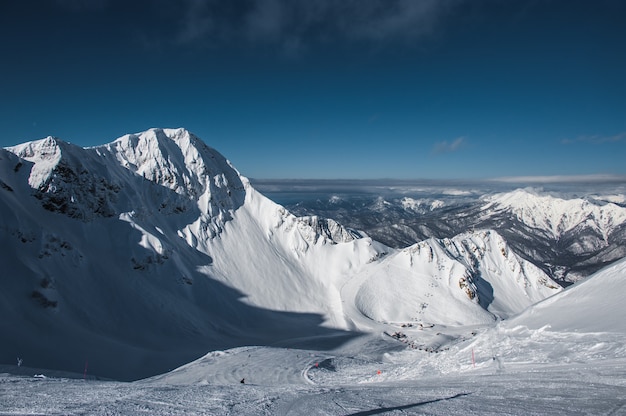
[1,128,619,381]
[264,181,626,284]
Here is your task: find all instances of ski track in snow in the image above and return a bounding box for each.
[4,305,626,415]
[142,346,330,388]
[2,355,626,415]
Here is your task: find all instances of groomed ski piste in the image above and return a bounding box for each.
[1,129,625,414]
[3,258,626,415]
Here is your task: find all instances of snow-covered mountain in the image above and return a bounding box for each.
[275,184,626,283]
[483,189,626,241]
[478,189,626,282]
[0,128,560,380]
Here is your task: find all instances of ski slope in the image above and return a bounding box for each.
[2,259,626,414]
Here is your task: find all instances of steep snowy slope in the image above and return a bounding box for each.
[506,256,626,333]
[0,128,560,380]
[353,230,559,326]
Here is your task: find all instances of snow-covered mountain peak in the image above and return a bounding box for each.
[296,215,363,244]
[106,128,244,201]
[10,135,62,158]
[5,128,247,222]
[483,188,626,238]
[8,136,70,189]
[103,128,247,239]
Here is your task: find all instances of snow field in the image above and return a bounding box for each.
[2,349,625,415]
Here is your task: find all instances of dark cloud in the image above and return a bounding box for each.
[55,0,110,11]
[175,0,219,45]
[36,0,463,56]
[166,0,462,51]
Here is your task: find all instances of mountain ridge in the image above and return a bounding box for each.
[483,188,626,241]
[274,182,626,283]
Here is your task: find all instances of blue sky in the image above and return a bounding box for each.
[1,0,625,179]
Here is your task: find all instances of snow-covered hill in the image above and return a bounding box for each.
[354,230,559,327]
[1,128,561,380]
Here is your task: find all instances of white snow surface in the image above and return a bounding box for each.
[484,188,626,239]
[1,128,624,414]
[1,259,625,415]
[401,196,445,211]
[355,230,559,326]
[507,256,626,333]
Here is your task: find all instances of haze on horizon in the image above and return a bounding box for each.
[1,0,625,180]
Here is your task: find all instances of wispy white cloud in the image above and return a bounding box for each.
[492,174,626,183]
[561,132,626,145]
[432,136,467,154]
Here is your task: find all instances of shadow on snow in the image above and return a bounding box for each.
[346,392,472,416]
